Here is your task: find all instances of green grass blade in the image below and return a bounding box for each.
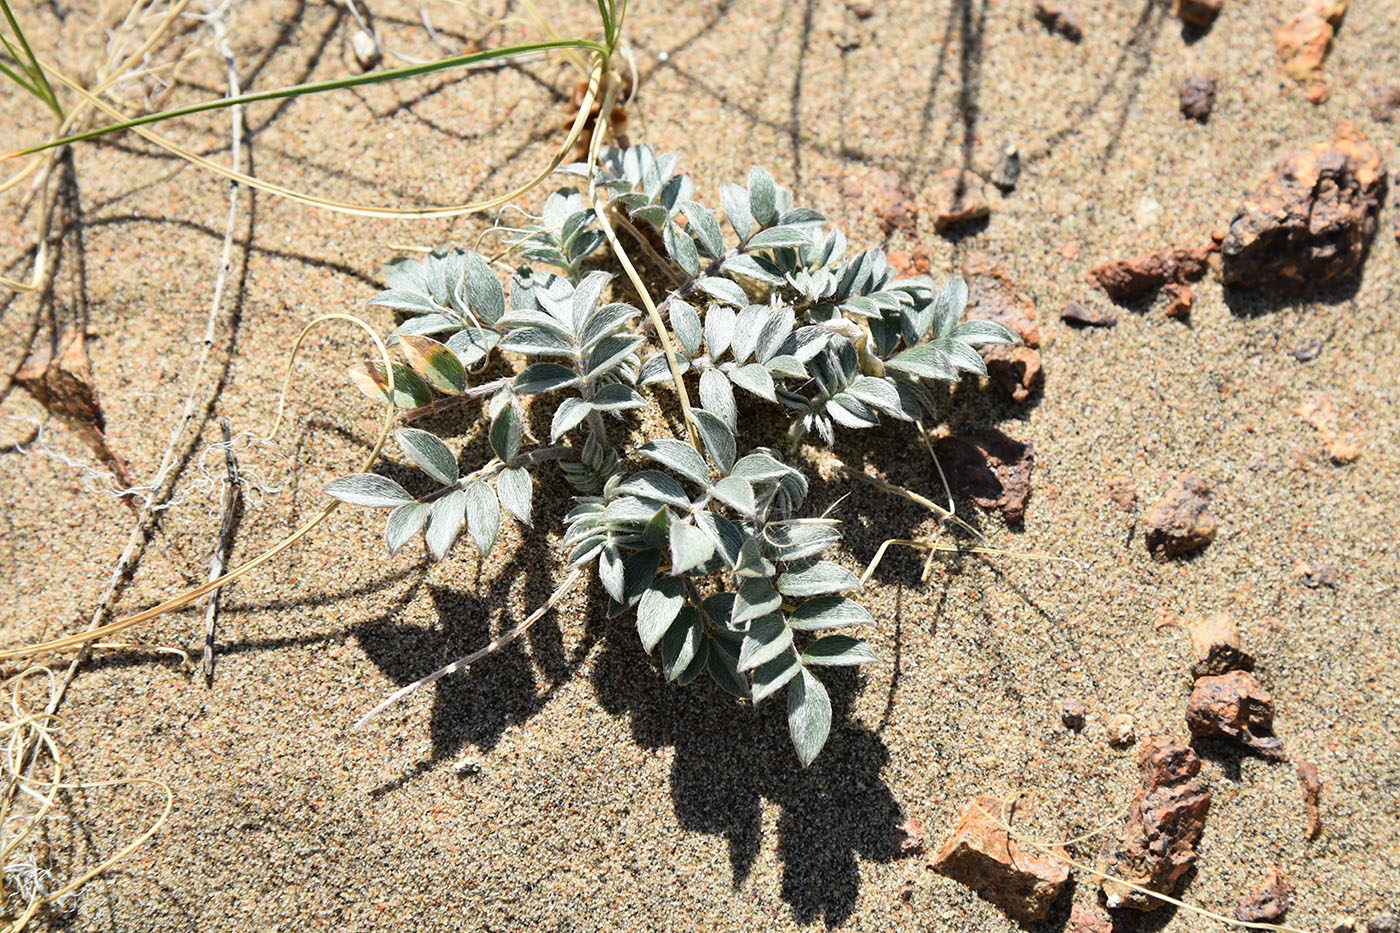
[0,0,61,117]
[7,37,608,159]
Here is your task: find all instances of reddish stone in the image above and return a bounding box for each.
[929,168,990,231]
[1145,472,1218,558]
[933,430,1035,523]
[932,795,1070,923]
[1087,245,1212,304]
[1296,759,1323,839]
[1186,670,1282,755]
[1235,866,1294,923]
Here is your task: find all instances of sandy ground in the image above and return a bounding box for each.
[1,0,1398,929]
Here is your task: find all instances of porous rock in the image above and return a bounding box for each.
[932,794,1069,923]
[1145,473,1218,558]
[930,167,990,231]
[1274,0,1348,87]
[1067,904,1113,933]
[1186,612,1254,678]
[1296,759,1323,839]
[1221,121,1386,296]
[1097,738,1211,910]
[933,431,1035,523]
[1088,245,1212,304]
[1060,698,1087,730]
[1180,74,1217,121]
[1186,670,1282,754]
[1061,301,1118,327]
[1235,866,1294,923]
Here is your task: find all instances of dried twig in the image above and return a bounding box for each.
[201,417,240,685]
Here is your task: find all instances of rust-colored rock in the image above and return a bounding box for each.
[874,171,918,235]
[1235,866,1294,923]
[1221,121,1386,296]
[1097,738,1212,911]
[1274,0,1347,87]
[933,430,1034,523]
[1297,394,1364,464]
[1186,671,1282,754]
[1106,476,1137,511]
[929,167,990,231]
[964,255,1040,347]
[893,816,927,856]
[1145,473,1218,558]
[1296,758,1323,839]
[1088,244,1212,304]
[1186,612,1254,678]
[1179,74,1217,120]
[1162,281,1193,320]
[1175,0,1223,27]
[984,346,1042,403]
[1068,904,1114,933]
[931,794,1070,923]
[1034,0,1083,41]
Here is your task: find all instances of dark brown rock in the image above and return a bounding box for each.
[1297,758,1323,839]
[1221,120,1386,296]
[930,167,990,231]
[1098,738,1212,910]
[932,794,1070,923]
[1186,671,1282,753]
[1060,698,1087,730]
[1087,244,1212,303]
[1186,612,1255,678]
[1034,0,1083,41]
[933,431,1035,523]
[1175,0,1223,27]
[1235,866,1294,923]
[1179,74,1217,121]
[1145,473,1218,558]
[874,172,918,235]
[1061,301,1118,327]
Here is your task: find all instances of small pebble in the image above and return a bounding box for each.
[351,29,381,71]
[1369,914,1399,933]
[1061,301,1118,327]
[1107,714,1135,748]
[991,142,1021,191]
[1060,698,1087,730]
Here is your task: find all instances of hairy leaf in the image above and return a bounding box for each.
[394,428,458,486]
[776,561,860,597]
[490,406,523,463]
[787,668,832,766]
[465,482,500,555]
[788,596,874,630]
[385,502,430,555]
[802,634,878,666]
[425,489,467,559]
[637,578,685,653]
[326,474,413,508]
[496,466,532,526]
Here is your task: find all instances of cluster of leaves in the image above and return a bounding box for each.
[330,146,1016,765]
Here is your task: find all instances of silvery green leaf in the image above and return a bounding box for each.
[425,489,467,559]
[751,652,801,703]
[728,363,777,401]
[763,522,841,562]
[391,312,457,335]
[738,613,793,672]
[513,362,578,394]
[398,335,466,394]
[369,289,440,314]
[617,470,691,508]
[663,221,700,276]
[661,607,704,681]
[586,334,644,380]
[950,319,1017,345]
[463,252,504,324]
[733,578,781,626]
[787,668,832,766]
[690,511,741,569]
[499,326,572,357]
[827,394,879,429]
[776,325,831,363]
[383,256,428,292]
[579,302,637,351]
[703,302,737,359]
[445,326,499,369]
[710,475,755,515]
[609,548,662,616]
[688,409,736,473]
[803,635,878,666]
[697,276,748,309]
[639,439,710,486]
[326,474,414,508]
[599,545,625,603]
[490,406,523,463]
[930,276,968,339]
[730,450,797,484]
[637,578,684,653]
[698,369,737,432]
[841,296,880,319]
[346,360,433,410]
[755,307,796,363]
[707,637,749,697]
[670,300,702,356]
[722,253,786,285]
[591,384,645,411]
[394,428,458,486]
[680,202,724,258]
[551,397,593,442]
[885,344,958,382]
[669,520,715,575]
[465,482,500,555]
[777,561,860,597]
[631,203,669,229]
[846,376,905,418]
[941,339,989,376]
[496,466,532,526]
[497,308,574,337]
[729,305,768,365]
[745,226,812,250]
[734,537,775,578]
[788,596,873,630]
[385,502,430,554]
[569,534,607,567]
[777,207,825,226]
[747,167,777,227]
[720,183,753,240]
[571,270,613,333]
[639,353,687,385]
[764,356,807,380]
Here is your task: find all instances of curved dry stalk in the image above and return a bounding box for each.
[860,538,1082,587]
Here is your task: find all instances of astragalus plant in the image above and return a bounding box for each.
[330,145,1016,765]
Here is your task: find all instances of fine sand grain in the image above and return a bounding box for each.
[1,0,1397,930]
